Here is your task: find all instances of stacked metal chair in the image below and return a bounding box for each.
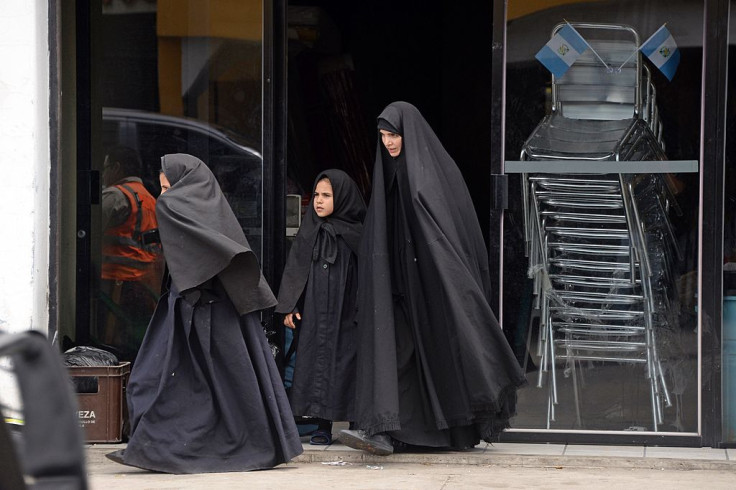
[520,23,679,431]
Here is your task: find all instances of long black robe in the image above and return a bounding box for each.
[355,102,527,448]
[287,234,358,421]
[276,169,365,422]
[119,153,302,473]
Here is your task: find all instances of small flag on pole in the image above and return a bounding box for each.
[535,24,589,78]
[639,24,680,81]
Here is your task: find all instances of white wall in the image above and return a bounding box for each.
[0,1,50,335]
[0,0,50,421]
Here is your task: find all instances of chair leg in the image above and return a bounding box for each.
[546,377,555,429]
[549,316,559,405]
[571,356,583,429]
[649,372,659,432]
[537,294,549,389]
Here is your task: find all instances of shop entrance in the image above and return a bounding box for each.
[69,0,499,365]
[283,0,495,238]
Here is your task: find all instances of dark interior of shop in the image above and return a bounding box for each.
[284,1,494,233]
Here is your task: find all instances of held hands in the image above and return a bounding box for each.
[283,312,301,329]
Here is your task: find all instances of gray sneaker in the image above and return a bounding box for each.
[339,429,394,456]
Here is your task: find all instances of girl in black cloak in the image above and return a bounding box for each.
[107,153,303,473]
[340,102,527,455]
[276,169,366,445]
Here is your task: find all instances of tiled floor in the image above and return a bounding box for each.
[562,444,646,458]
[298,421,733,465]
[486,442,568,456]
[644,446,730,460]
[304,440,732,462]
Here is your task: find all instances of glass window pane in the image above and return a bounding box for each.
[504,0,702,433]
[92,1,263,361]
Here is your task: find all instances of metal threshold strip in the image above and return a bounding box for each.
[505,159,698,174]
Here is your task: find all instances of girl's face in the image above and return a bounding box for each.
[313,178,334,218]
[380,129,403,157]
[159,172,171,195]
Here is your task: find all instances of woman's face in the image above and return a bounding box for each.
[380,129,403,157]
[159,172,171,195]
[313,178,334,218]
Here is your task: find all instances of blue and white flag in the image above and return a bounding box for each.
[639,24,680,81]
[535,24,589,78]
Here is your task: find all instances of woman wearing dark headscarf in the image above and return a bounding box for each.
[276,169,366,445]
[107,154,302,473]
[340,102,527,455]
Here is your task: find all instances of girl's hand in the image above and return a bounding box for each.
[283,312,301,329]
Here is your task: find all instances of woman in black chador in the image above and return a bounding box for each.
[340,102,527,455]
[107,153,302,473]
[276,169,366,445]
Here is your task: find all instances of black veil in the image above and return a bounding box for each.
[355,101,526,439]
[157,153,276,315]
[276,169,365,314]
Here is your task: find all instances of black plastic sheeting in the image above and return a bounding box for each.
[63,346,119,394]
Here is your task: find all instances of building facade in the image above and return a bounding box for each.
[1,0,735,448]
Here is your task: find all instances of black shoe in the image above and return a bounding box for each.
[339,429,394,456]
[391,438,409,453]
[105,449,127,465]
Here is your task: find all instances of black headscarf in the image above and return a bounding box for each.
[366,101,495,303]
[276,169,366,314]
[157,153,276,315]
[354,101,526,437]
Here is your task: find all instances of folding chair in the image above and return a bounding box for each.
[520,22,679,431]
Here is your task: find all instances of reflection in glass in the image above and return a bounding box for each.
[504,1,701,433]
[92,1,263,361]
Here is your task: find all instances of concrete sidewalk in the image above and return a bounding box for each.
[85,440,736,489]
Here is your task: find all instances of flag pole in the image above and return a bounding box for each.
[616,23,669,72]
[616,49,638,72]
[564,20,610,70]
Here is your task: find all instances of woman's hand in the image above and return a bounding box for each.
[283,312,301,329]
